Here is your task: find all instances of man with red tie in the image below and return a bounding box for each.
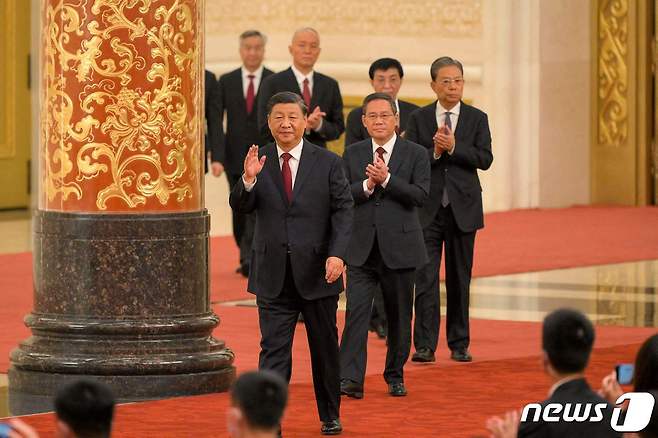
[257,27,344,149]
[230,92,353,435]
[217,30,274,277]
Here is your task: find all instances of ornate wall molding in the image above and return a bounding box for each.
[206,0,482,39]
[0,0,16,159]
[597,0,629,148]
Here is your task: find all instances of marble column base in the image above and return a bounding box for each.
[9,210,235,415]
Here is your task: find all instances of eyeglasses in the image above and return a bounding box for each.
[365,112,396,121]
[437,77,464,87]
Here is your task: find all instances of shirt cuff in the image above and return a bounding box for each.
[447,144,455,155]
[362,179,374,197]
[313,118,324,133]
[242,174,257,192]
[381,173,391,188]
[433,151,442,160]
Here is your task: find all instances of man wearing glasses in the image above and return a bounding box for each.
[339,93,430,399]
[406,56,493,364]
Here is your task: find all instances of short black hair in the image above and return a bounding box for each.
[362,92,397,115]
[430,56,464,81]
[634,333,658,393]
[368,58,404,79]
[231,370,288,431]
[54,380,115,438]
[542,309,595,374]
[266,91,308,117]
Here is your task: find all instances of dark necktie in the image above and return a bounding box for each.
[281,152,293,204]
[441,112,452,207]
[302,78,311,109]
[245,74,255,115]
[375,147,386,163]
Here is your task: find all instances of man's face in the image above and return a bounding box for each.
[268,103,307,149]
[289,30,321,71]
[239,35,265,71]
[430,65,464,108]
[362,99,398,143]
[371,68,402,99]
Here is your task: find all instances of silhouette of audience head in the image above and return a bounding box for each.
[227,370,288,438]
[542,308,595,377]
[54,379,115,438]
[633,334,658,438]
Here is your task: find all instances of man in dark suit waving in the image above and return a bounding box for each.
[217,30,274,276]
[339,93,430,399]
[406,57,493,364]
[230,92,353,435]
[257,27,344,148]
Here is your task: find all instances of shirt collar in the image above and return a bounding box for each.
[436,100,461,117]
[371,134,397,157]
[241,65,264,81]
[548,375,584,397]
[291,65,314,85]
[277,139,304,161]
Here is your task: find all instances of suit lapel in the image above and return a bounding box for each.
[284,68,302,95]
[309,74,323,111]
[291,141,318,204]
[453,101,469,140]
[387,136,405,175]
[263,145,288,206]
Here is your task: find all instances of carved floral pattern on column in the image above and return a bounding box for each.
[597,0,628,148]
[41,0,203,212]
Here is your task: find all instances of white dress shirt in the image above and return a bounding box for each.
[241,65,264,97]
[291,65,322,132]
[363,134,396,196]
[243,139,304,192]
[433,101,460,160]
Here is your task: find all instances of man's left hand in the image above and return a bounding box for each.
[325,256,344,283]
[485,410,520,438]
[365,156,389,185]
[211,161,224,177]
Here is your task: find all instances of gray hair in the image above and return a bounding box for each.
[239,30,267,45]
[430,56,464,81]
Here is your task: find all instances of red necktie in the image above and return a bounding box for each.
[302,78,311,109]
[375,147,386,163]
[245,74,255,114]
[281,152,293,204]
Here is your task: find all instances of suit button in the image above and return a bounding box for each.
[375,202,380,206]
[444,169,448,173]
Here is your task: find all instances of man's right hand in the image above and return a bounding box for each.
[243,145,266,184]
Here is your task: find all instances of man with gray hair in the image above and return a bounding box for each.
[217,30,274,277]
[406,56,493,364]
[257,27,344,149]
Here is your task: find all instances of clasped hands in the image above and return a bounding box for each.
[365,156,389,191]
[433,125,455,157]
[306,106,325,130]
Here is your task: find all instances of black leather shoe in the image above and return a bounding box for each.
[239,263,250,277]
[368,321,387,339]
[388,382,407,397]
[411,347,435,363]
[340,379,363,399]
[450,348,473,362]
[321,418,342,435]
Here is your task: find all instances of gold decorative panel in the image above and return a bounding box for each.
[40,0,204,213]
[206,0,482,38]
[0,0,15,159]
[596,0,628,148]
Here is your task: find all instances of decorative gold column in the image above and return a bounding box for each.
[9,0,235,415]
[591,0,653,205]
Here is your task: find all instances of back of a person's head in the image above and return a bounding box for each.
[634,334,658,393]
[54,379,115,438]
[230,370,288,433]
[542,308,595,374]
[638,390,658,438]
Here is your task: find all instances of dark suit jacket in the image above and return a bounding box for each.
[229,140,354,300]
[257,67,344,148]
[405,101,493,232]
[217,67,274,175]
[344,100,419,147]
[204,70,223,173]
[518,378,622,438]
[342,137,430,269]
